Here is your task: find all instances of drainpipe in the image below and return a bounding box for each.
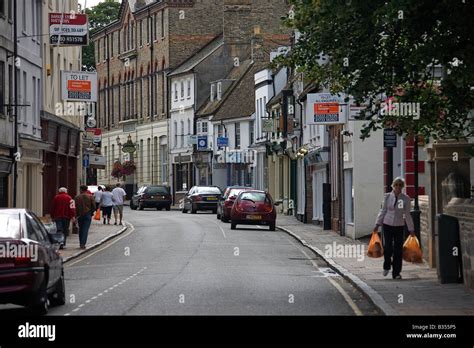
[12,0,18,207]
[296,98,306,223]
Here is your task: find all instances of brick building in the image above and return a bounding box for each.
[92,0,291,196]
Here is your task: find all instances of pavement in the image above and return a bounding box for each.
[275,214,474,315]
[60,216,127,263]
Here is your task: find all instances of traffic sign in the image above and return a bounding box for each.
[384,129,397,148]
[197,136,208,151]
[217,137,228,147]
[82,154,89,168]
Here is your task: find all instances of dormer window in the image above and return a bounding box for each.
[210,83,215,102]
[217,82,222,101]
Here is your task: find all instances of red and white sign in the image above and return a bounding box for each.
[49,13,88,46]
[62,71,97,102]
[307,93,346,125]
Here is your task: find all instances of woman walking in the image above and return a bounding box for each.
[374,177,415,279]
[99,186,115,225]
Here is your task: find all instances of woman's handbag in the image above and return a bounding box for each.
[403,235,423,263]
[93,208,101,221]
[367,230,384,258]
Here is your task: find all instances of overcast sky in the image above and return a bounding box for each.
[79,0,115,9]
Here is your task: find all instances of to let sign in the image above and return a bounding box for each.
[307,93,346,125]
[49,13,88,46]
[62,71,97,102]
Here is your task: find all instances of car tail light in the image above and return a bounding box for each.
[263,202,273,213]
[142,194,150,199]
[14,256,33,267]
[194,195,202,201]
[224,199,234,207]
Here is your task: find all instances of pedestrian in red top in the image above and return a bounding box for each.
[51,187,76,249]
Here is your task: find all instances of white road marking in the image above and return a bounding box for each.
[64,266,148,316]
[202,217,227,239]
[291,240,363,316]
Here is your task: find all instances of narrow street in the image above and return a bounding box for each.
[1,208,378,316]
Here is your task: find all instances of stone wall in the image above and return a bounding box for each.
[444,198,474,291]
[419,195,430,262]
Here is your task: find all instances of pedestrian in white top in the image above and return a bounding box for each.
[112,183,127,225]
[94,186,103,205]
[374,177,415,280]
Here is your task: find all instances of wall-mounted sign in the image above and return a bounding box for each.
[383,128,397,148]
[262,119,275,133]
[49,13,88,46]
[197,136,208,151]
[89,154,106,169]
[62,71,97,102]
[217,137,228,147]
[307,93,346,125]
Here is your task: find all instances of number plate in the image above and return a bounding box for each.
[207,197,218,201]
[246,215,262,220]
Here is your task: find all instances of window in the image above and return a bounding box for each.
[217,124,223,138]
[140,139,144,181]
[180,120,184,147]
[139,79,143,118]
[217,82,222,100]
[111,33,114,57]
[147,138,151,180]
[160,142,167,184]
[187,119,191,136]
[174,83,178,101]
[154,14,157,40]
[187,80,191,99]
[161,10,164,38]
[0,0,4,16]
[249,121,254,145]
[139,20,143,46]
[118,29,121,53]
[180,81,184,100]
[202,121,208,134]
[22,0,26,32]
[174,121,177,148]
[210,84,215,102]
[235,123,240,149]
[0,62,4,115]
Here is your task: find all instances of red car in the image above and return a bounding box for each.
[217,186,253,223]
[230,191,277,231]
[0,209,65,315]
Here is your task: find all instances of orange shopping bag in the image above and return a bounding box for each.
[403,235,423,263]
[367,231,384,258]
[93,208,101,221]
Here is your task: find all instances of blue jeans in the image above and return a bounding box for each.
[54,219,70,246]
[78,214,92,247]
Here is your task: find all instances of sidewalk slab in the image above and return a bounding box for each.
[60,218,127,263]
[276,214,474,316]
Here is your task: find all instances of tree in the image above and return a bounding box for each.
[82,0,121,71]
[274,0,474,141]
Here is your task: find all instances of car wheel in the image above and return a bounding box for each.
[217,209,221,219]
[222,215,229,223]
[130,201,137,210]
[191,205,197,214]
[139,202,145,211]
[50,270,66,307]
[30,277,49,315]
[166,205,171,211]
[231,222,236,230]
[269,222,276,231]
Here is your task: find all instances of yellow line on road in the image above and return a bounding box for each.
[65,222,136,268]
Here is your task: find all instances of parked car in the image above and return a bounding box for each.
[182,186,222,214]
[87,185,106,194]
[130,185,172,211]
[230,191,278,231]
[217,186,253,223]
[0,209,65,315]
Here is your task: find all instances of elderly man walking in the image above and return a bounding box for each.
[112,183,127,225]
[74,185,96,249]
[51,187,76,249]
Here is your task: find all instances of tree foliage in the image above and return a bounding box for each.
[274,0,474,141]
[82,0,121,71]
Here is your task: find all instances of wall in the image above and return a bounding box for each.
[444,198,474,291]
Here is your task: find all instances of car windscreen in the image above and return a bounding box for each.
[146,186,169,195]
[197,187,221,195]
[0,212,21,239]
[239,192,267,202]
[229,189,247,198]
